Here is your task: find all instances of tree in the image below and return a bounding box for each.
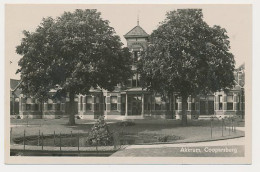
[138,9,235,125]
[16,9,132,125]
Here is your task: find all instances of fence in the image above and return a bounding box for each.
[10,116,242,153]
[11,130,123,153]
[209,116,240,139]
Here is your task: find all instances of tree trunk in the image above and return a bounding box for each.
[168,93,173,119]
[68,91,76,125]
[40,101,43,117]
[181,95,188,126]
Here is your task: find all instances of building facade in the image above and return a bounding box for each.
[10,23,245,120]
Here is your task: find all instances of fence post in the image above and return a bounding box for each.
[23,129,25,150]
[60,132,61,151]
[224,118,226,130]
[26,115,29,127]
[222,118,224,137]
[54,131,56,146]
[231,119,233,132]
[232,119,235,132]
[210,117,213,139]
[113,132,117,150]
[41,132,43,150]
[38,130,40,146]
[96,139,98,152]
[70,131,73,147]
[229,119,231,135]
[234,119,237,133]
[78,132,79,152]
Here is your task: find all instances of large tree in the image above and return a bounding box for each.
[16,9,132,125]
[138,9,235,125]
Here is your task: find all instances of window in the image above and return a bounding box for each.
[236,95,240,110]
[238,73,243,79]
[26,104,31,110]
[238,73,244,86]
[35,104,39,111]
[147,103,151,111]
[137,52,141,61]
[132,74,137,87]
[155,96,162,110]
[175,96,179,110]
[121,95,126,112]
[241,94,245,111]
[26,98,31,111]
[80,97,83,111]
[136,73,140,87]
[234,72,238,83]
[227,95,233,110]
[56,103,61,111]
[86,96,92,111]
[95,97,100,111]
[133,50,141,63]
[47,99,53,110]
[144,95,151,111]
[219,95,223,110]
[165,96,170,111]
[111,96,118,111]
[191,98,196,110]
[133,51,138,63]
[48,104,52,110]
[132,73,140,87]
[126,79,132,87]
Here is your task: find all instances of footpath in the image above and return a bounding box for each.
[110,133,245,157]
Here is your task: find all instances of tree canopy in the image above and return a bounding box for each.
[16,9,132,124]
[138,9,235,125]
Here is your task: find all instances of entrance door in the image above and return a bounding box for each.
[208,101,214,115]
[131,95,142,115]
[200,101,206,115]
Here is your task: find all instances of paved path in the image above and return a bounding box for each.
[111,137,245,157]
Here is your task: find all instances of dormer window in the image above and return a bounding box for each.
[133,51,139,63]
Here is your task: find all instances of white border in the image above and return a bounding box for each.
[1,0,260,171]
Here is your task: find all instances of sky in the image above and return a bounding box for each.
[5,4,251,80]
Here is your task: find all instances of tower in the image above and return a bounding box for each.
[123,20,149,88]
[124,22,149,55]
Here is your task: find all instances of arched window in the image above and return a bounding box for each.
[111,96,118,111]
[86,96,92,111]
[227,95,234,110]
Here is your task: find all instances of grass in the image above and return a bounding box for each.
[10,117,245,145]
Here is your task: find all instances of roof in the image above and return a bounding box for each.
[122,87,148,93]
[237,63,245,71]
[233,64,245,89]
[124,25,149,38]
[10,79,20,90]
[10,79,22,97]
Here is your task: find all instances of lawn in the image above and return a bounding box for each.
[10,117,245,145]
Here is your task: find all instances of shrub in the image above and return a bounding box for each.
[157,135,169,142]
[117,121,135,127]
[86,116,113,146]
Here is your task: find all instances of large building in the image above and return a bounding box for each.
[10,23,245,120]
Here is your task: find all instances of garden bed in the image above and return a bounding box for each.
[12,132,183,147]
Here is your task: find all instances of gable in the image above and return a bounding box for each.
[124,25,149,38]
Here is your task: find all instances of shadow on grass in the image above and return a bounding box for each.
[63,118,245,136]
